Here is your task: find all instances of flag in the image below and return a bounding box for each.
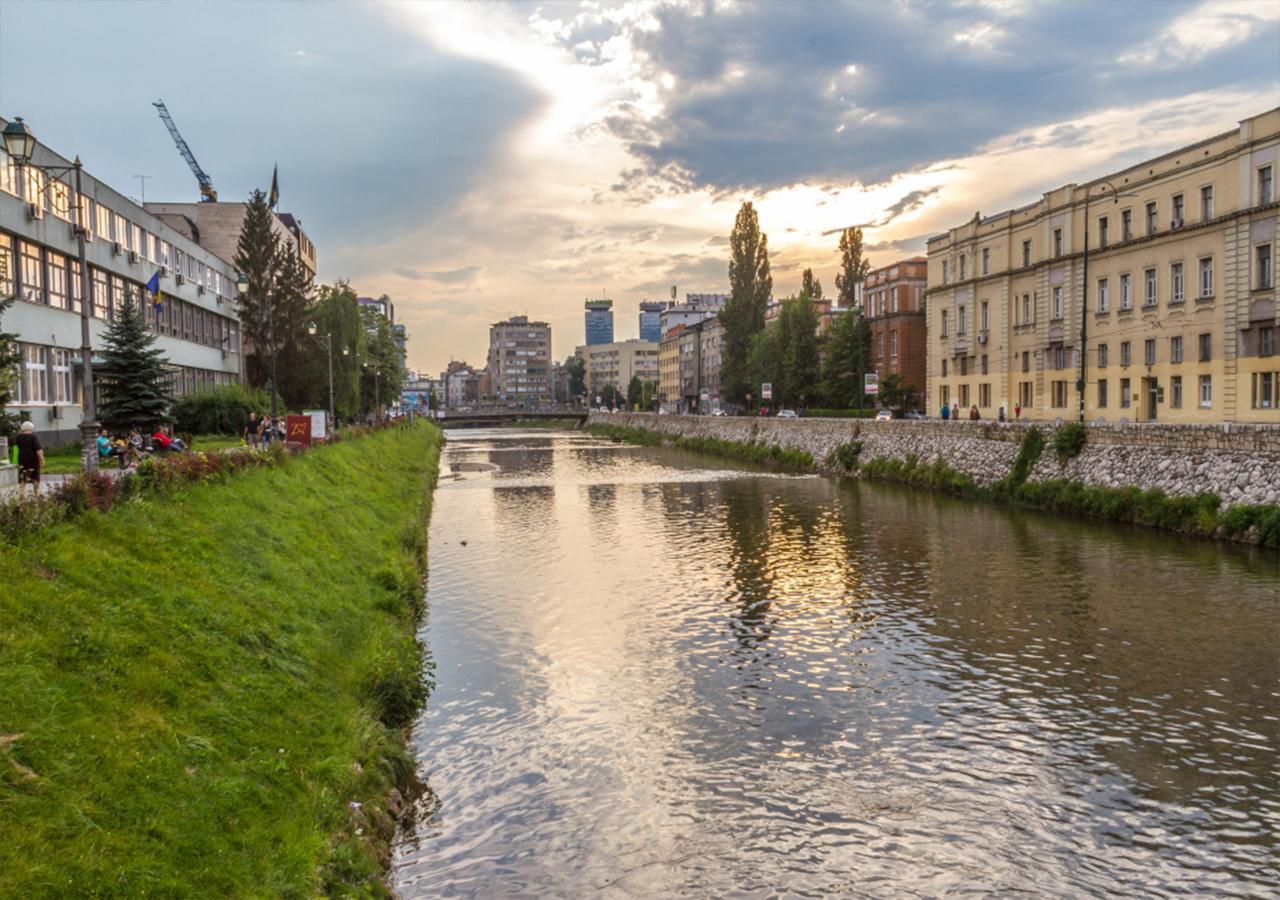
[268,163,279,210]
[145,270,162,313]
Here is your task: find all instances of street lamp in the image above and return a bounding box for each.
[5,117,99,470]
[1077,180,1137,424]
[308,322,335,437]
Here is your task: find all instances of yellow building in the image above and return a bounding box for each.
[927,107,1279,423]
[658,325,683,411]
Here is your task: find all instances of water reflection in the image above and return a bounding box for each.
[394,429,1279,897]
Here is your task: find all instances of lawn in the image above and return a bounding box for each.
[0,422,443,896]
[38,434,249,474]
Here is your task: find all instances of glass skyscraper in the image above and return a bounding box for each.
[638,301,665,342]
[584,299,614,346]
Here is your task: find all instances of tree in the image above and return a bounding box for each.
[721,202,773,405]
[310,282,364,420]
[272,244,317,410]
[781,295,820,409]
[835,227,870,310]
[801,267,823,301]
[360,304,404,416]
[627,375,642,409]
[233,190,282,389]
[820,308,872,409]
[97,287,173,433]
[564,355,586,398]
[877,372,917,414]
[600,384,619,408]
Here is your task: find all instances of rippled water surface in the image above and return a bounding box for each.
[393,429,1279,897]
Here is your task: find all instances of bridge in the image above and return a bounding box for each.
[436,408,589,429]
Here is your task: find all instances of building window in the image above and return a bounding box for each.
[1120,377,1131,409]
[940,384,950,407]
[981,248,989,275]
[1052,380,1067,407]
[960,356,969,376]
[1121,208,1132,241]
[1260,166,1273,205]
[958,306,967,335]
[1052,286,1063,319]
[1258,244,1272,290]
[1201,185,1214,220]
[1171,335,1183,363]
[1169,375,1181,408]
[1120,273,1132,310]
[1098,215,1108,248]
[890,287,898,312]
[959,255,966,280]
[891,330,898,358]
[1144,268,1157,306]
[1199,374,1212,408]
[1198,257,1213,298]
[981,354,989,375]
[1022,239,1031,267]
[19,241,44,304]
[1199,332,1212,362]
[1146,201,1158,235]
[1144,338,1156,365]
[92,268,110,319]
[21,345,48,403]
[979,383,990,407]
[1097,378,1108,408]
[1172,193,1184,226]
[1056,345,1068,370]
[51,349,72,404]
[1097,277,1109,312]
[1053,228,1063,258]
[942,358,948,377]
[1019,381,1033,409]
[1121,341,1131,367]
[1022,293,1031,323]
[942,260,949,285]
[940,309,948,337]
[1097,343,1108,368]
[959,384,970,407]
[1261,326,1275,357]
[980,300,989,332]
[46,252,68,310]
[1255,372,1276,409]
[1022,350,1030,373]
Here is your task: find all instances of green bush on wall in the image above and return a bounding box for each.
[1051,422,1087,464]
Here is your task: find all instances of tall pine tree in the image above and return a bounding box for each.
[97,287,173,433]
[233,190,282,389]
[272,244,317,409]
[721,201,773,405]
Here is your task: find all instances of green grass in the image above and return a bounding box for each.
[39,434,247,474]
[0,422,443,897]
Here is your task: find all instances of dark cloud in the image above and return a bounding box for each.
[561,0,1278,193]
[394,265,481,284]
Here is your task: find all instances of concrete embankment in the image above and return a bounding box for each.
[590,413,1280,509]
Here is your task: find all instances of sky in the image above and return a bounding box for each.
[1,0,1277,375]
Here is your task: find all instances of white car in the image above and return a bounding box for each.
[777,409,799,418]
[875,409,894,421]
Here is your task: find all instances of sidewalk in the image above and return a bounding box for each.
[0,467,125,501]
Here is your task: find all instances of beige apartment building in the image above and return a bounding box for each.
[658,325,683,410]
[580,338,659,402]
[927,107,1279,423]
[487,315,551,402]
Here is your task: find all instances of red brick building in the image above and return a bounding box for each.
[865,257,928,409]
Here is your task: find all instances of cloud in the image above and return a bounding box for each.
[393,266,481,284]
[1121,0,1280,66]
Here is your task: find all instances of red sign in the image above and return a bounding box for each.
[286,415,312,447]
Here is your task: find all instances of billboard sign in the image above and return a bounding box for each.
[761,382,773,400]
[864,373,879,396]
[286,415,313,447]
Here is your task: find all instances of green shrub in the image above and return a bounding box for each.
[828,440,863,472]
[171,384,270,436]
[1003,426,1045,487]
[364,635,427,729]
[1051,422,1087,464]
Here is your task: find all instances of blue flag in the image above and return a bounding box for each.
[268,163,279,209]
[145,270,162,313]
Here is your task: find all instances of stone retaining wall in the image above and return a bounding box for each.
[590,413,1280,508]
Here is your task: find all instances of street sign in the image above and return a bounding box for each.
[761,382,773,400]
[864,373,879,396]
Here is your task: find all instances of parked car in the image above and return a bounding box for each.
[777,409,799,418]
[711,409,727,417]
[905,411,926,420]
[875,409,894,421]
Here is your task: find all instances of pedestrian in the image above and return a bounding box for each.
[969,404,980,420]
[1015,402,1021,420]
[257,412,270,446]
[951,402,959,421]
[244,411,259,449]
[276,416,287,444]
[998,405,1006,423]
[15,420,43,497]
[940,402,950,421]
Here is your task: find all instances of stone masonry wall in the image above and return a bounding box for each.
[590,413,1280,508]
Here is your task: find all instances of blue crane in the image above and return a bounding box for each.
[152,99,217,202]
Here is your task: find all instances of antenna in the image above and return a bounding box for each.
[133,174,152,204]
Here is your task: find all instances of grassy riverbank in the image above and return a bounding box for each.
[0,422,442,896]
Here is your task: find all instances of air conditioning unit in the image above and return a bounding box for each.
[50,404,62,419]
[221,348,229,359]
[978,333,988,344]
[175,273,185,286]
[25,202,41,220]
[1171,218,1184,229]
[111,241,123,256]
[127,250,139,264]
[197,284,206,295]
[161,265,170,278]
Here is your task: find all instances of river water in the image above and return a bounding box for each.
[392,428,1279,897]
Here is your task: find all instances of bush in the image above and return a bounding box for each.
[1003,426,1045,488]
[1051,422,1087,465]
[171,384,270,437]
[828,440,863,473]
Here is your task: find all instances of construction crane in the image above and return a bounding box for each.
[152,99,217,202]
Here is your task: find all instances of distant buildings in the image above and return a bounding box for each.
[1,116,243,443]
[927,106,1279,423]
[659,293,725,334]
[145,200,316,276]
[580,339,659,401]
[584,298,613,346]
[865,258,927,407]
[658,316,723,413]
[488,315,551,401]
[638,301,665,342]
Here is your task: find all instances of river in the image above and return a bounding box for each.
[392,428,1279,897]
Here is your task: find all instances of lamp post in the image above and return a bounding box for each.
[308,322,335,436]
[4,117,98,471]
[1076,180,1136,424]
